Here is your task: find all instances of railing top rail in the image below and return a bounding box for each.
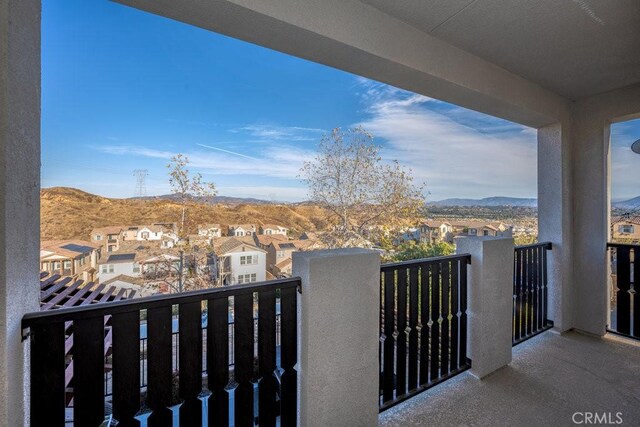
[380,253,471,271]
[22,277,301,328]
[606,242,640,249]
[514,241,552,250]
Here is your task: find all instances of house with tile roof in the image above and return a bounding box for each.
[212,237,266,285]
[228,224,257,237]
[40,240,101,282]
[90,225,125,252]
[259,224,289,236]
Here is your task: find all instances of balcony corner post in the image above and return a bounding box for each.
[455,237,514,379]
[293,248,381,427]
[0,0,42,425]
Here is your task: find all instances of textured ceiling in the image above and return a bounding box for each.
[360,0,640,100]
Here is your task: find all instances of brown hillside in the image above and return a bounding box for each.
[41,187,331,241]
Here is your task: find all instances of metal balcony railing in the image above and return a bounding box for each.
[607,242,639,340]
[22,278,300,427]
[513,242,553,345]
[379,254,472,411]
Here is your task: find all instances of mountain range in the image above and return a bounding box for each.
[428,197,537,207]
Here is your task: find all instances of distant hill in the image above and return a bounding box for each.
[41,187,331,241]
[613,196,640,210]
[132,194,277,205]
[428,197,537,207]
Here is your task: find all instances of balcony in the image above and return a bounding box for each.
[19,242,640,426]
[3,0,640,426]
[380,331,640,426]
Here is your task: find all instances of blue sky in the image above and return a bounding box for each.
[42,1,640,202]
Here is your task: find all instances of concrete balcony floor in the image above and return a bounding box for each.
[379,330,640,426]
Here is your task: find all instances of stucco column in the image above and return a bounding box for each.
[455,237,513,379]
[0,0,41,425]
[538,123,575,332]
[293,248,380,427]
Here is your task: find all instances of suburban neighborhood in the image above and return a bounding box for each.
[40,217,521,298]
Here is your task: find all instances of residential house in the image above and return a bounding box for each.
[447,221,513,242]
[419,220,453,243]
[98,253,141,282]
[611,215,640,242]
[265,239,323,278]
[98,243,181,283]
[40,240,101,282]
[253,233,290,251]
[228,224,257,237]
[90,225,124,252]
[197,223,222,238]
[121,224,174,242]
[259,224,288,236]
[212,237,266,285]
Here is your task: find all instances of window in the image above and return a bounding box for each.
[469,229,477,236]
[133,263,140,273]
[238,273,258,284]
[95,234,103,241]
[620,225,634,234]
[240,255,258,265]
[483,230,489,236]
[54,261,61,270]
[108,264,114,273]
[141,231,150,239]
[101,265,108,274]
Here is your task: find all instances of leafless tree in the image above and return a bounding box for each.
[167,154,217,235]
[301,126,425,248]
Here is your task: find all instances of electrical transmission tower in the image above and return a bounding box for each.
[133,169,149,197]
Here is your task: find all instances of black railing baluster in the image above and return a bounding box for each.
[382,270,395,403]
[418,265,429,386]
[633,247,640,338]
[31,322,66,427]
[179,301,203,426]
[395,267,408,397]
[408,267,419,391]
[459,258,468,366]
[441,261,450,375]
[280,286,298,427]
[542,246,549,324]
[531,246,539,333]
[234,293,254,427]
[258,289,277,427]
[450,259,459,372]
[112,311,141,427]
[147,306,173,427]
[514,247,523,342]
[74,316,105,427]
[208,296,230,426]
[429,262,441,383]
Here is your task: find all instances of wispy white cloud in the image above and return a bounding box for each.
[355,80,537,200]
[230,123,325,141]
[92,142,314,180]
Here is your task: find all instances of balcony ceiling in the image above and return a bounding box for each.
[359,0,640,100]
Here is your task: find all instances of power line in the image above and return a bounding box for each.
[133,169,148,197]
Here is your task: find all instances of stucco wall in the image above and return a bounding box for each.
[0,1,41,424]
